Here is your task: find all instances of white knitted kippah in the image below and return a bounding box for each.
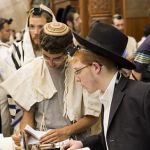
[44,22,70,36]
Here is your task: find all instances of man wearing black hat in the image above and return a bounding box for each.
[61,21,150,150]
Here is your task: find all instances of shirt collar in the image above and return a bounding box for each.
[99,72,119,105]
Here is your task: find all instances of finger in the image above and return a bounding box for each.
[61,144,70,150]
[40,131,58,142]
[41,130,56,139]
[12,136,21,144]
[41,136,58,144]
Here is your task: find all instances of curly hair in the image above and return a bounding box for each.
[40,29,73,54]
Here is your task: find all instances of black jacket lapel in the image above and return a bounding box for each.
[107,76,128,129]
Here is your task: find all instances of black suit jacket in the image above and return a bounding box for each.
[83,76,150,150]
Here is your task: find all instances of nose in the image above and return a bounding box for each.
[79,18,82,24]
[33,27,40,35]
[46,59,55,68]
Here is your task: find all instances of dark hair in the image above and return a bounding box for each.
[56,8,65,22]
[66,11,77,31]
[29,7,53,23]
[112,14,123,20]
[40,28,73,54]
[66,12,75,23]
[61,5,76,24]
[0,18,13,30]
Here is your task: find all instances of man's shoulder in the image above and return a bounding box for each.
[20,57,43,69]
[137,36,150,53]
[11,40,22,49]
[127,36,137,43]
[126,79,150,94]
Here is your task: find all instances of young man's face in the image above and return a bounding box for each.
[73,13,82,34]
[113,18,124,33]
[0,23,11,43]
[72,60,99,93]
[29,15,47,46]
[42,49,67,68]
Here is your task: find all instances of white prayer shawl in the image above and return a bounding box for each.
[0,59,14,136]
[0,41,13,66]
[0,59,15,80]
[1,57,101,121]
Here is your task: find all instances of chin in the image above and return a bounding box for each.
[34,41,39,45]
[83,86,94,93]
[47,64,61,69]
[89,90,97,93]
[33,38,39,44]
[87,88,97,93]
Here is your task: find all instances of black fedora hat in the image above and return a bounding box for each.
[74,21,135,69]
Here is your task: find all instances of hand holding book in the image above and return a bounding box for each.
[40,126,70,144]
[24,124,69,149]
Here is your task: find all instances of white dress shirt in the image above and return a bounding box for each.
[99,72,118,149]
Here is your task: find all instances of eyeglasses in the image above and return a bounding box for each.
[74,65,89,75]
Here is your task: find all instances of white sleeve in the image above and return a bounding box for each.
[0,86,12,136]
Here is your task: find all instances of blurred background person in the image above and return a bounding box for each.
[138,24,150,47]
[0,58,14,137]
[0,18,12,44]
[66,10,82,35]
[57,5,82,35]
[56,5,82,56]
[131,35,150,82]
[0,18,13,63]
[112,14,137,62]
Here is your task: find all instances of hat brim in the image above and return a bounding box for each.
[74,32,135,70]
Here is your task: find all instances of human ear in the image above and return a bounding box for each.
[67,21,73,29]
[91,62,102,73]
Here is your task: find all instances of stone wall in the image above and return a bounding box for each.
[0,0,29,32]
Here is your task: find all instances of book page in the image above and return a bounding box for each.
[24,124,47,140]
